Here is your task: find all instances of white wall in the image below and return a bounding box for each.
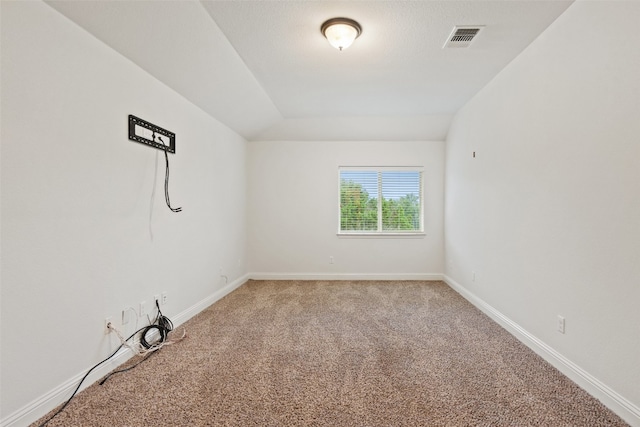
[445,1,640,424]
[247,140,444,278]
[1,2,247,423]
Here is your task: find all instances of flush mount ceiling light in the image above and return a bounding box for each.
[321,18,362,51]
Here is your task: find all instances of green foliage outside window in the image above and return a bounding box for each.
[382,193,421,231]
[340,175,422,233]
[340,180,378,230]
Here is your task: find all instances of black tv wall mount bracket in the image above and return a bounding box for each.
[128,115,175,153]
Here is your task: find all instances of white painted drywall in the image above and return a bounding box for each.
[45,0,282,140]
[0,1,247,423]
[445,0,640,422]
[247,140,444,278]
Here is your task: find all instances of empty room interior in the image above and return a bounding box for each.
[1,0,639,426]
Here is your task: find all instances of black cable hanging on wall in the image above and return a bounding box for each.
[128,115,182,213]
[163,147,181,213]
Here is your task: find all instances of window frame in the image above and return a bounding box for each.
[337,166,425,238]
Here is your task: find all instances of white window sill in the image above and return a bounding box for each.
[337,232,426,239]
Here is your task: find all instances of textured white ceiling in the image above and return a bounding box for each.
[203,1,573,118]
[46,0,574,141]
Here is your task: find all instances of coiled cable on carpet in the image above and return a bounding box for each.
[38,300,184,427]
[100,300,184,385]
[140,302,174,349]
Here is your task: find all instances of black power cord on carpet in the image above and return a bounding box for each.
[38,300,175,427]
[99,300,174,385]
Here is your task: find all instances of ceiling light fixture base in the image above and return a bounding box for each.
[321,17,362,51]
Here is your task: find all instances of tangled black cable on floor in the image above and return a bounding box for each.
[100,300,173,386]
[39,300,175,427]
[141,300,174,349]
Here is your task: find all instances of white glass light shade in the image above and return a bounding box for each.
[324,23,358,50]
[321,18,361,51]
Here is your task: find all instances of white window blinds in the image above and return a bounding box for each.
[339,167,424,234]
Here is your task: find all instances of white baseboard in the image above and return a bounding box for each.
[249,272,444,281]
[0,347,133,427]
[443,275,640,427]
[1,274,250,427]
[170,273,250,329]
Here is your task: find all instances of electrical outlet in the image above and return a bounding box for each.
[154,294,160,306]
[105,317,112,334]
[557,315,566,334]
[122,309,130,325]
[161,292,168,305]
[139,301,147,317]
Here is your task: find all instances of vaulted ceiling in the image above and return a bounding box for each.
[46,0,573,141]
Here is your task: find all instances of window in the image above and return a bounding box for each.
[339,167,424,235]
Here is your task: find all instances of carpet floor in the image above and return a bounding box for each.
[35,280,628,426]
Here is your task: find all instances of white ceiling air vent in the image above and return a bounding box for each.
[443,26,484,48]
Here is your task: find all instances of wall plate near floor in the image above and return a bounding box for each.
[557,315,566,334]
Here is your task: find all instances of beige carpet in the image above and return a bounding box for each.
[35,280,628,426]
